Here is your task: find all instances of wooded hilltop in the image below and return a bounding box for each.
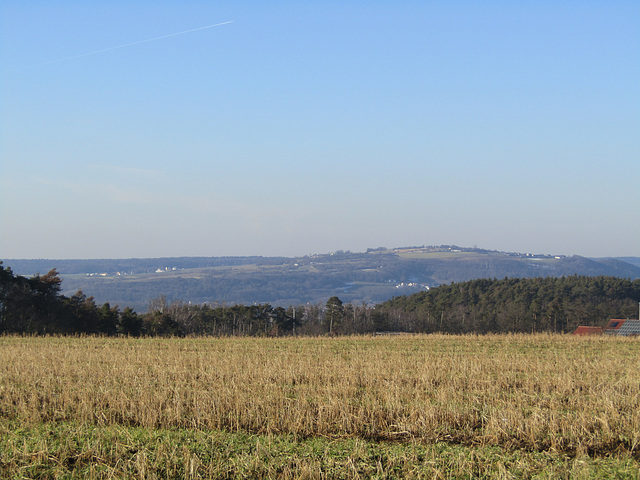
[376,275,640,334]
[2,261,639,336]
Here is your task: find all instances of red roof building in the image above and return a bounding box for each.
[573,326,603,336]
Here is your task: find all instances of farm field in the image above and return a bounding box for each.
[1,334,639,478]
[395,250,486,260]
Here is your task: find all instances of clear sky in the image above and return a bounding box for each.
[1,1,638,259]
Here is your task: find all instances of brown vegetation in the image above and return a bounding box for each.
[1,334,639,458]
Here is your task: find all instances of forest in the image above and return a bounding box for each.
[2,262,639,336]
[377,275,640,334]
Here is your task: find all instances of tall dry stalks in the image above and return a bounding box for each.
[0,334,638,456]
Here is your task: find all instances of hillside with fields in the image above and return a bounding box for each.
[3,246,640,311]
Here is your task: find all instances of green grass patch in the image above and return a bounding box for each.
[1,420,638,479]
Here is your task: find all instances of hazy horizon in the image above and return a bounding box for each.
[2,244,638,262]
[2,2,638,260]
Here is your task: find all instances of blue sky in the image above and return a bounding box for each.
[1,1,638,259]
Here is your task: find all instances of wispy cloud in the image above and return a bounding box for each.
[8,21,234,71]
[30,173,313,245]
[33,175,292,218]
[89,164,168,180]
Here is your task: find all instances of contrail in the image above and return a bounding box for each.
[12,21,233,70]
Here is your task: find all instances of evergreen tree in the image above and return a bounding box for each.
[325,296,344,334]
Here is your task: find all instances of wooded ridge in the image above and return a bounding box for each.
[376,275,640,334]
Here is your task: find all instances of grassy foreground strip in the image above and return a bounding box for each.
[2,421,638,479]
[1,334,639,477]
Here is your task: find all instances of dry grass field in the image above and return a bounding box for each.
[1,334,639,478]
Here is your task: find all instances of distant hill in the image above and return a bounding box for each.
[613,257,640,268]
[3,246,640,311]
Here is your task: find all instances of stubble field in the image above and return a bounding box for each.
[1,334,639,479]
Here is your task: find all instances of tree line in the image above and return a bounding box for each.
[376,275,640,334]
[2,262,639,336]
[0,264,142,336]
[0,263,378,336]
